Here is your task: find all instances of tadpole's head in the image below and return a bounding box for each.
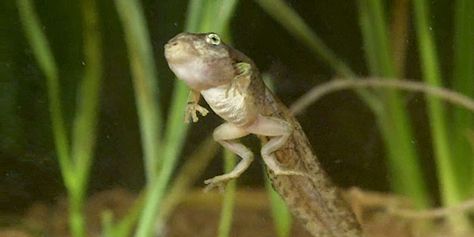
[164,32,235,90]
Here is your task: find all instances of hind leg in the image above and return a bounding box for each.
[205,122,253,190]
[247,115,309,178]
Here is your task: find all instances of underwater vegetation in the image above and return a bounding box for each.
[1,0,473,236]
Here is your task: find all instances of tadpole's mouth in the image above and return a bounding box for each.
[164,41,181,62]
[167,39,178,46]
[164,32,189,52]
[164,40,178,51]
[164,41,197,66]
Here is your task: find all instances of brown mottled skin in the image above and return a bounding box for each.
[164,32,363,237]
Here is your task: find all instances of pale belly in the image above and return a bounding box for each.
[201,85,258,127]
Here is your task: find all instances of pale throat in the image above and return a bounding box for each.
[170,59,215,91]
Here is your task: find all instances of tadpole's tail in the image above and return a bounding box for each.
[261,89,363,237]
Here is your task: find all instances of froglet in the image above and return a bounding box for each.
[164,32,363,237]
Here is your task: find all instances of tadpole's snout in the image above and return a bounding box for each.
[165,32,190,49]
[165,34,182,48]
[164,40,178,49]
[164,37,183,62]
[165,35,203,69]
[164,37,179,53]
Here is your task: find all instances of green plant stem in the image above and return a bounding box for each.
[217,150,237,237]
[16,0,73,187]
[73,0,103,191]
[265,174,292,237]
[69,194,86,237]
[18,0,103,236]
[131,8,190,237]
[134,81,189,237]
[134,1,205,235]
[155,137,219,230]
[114,0,162,182]
[452,0,474,197]
[412,2,471,233]
[412,0,459,207]
[185,0,206,33]
[214,0,239,33]
[133,1,240,236]
[358,0,429,208]
[67,0,103,236]
[114,0,172,234]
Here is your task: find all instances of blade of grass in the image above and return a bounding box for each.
[155,137,219,231]
[412,0,459,206]
[185,0,206,33]
[265,175,292,237]
[358,0,429,208]
[73,0,103,190]
[114,0,162,182]
[68,0,104,235]
[200,0,238,35]
[18,0,103,236]
[359,0,395,75]
[451,0,474,197]
[214,0,239,34]
[113,0,172,235]
[217,150,237,237]
[16,0,73,186]
[132,2,197,236]
[412,0,471,232]
[132,0,240,236]
[132,70,189,237]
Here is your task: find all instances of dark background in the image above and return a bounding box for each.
[0,0,454,213]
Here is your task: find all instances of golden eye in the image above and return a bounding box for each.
[206,33,221,45]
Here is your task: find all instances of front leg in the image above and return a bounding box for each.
[205,122,253,191]
[247,115,311,178]
[225,62,252,97]
[185,89,209,123]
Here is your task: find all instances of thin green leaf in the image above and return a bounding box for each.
[413,0,458,206]
[451,0,474,197]
[115,0,163,182]
[358,0,429,207]
[217,150,237,237]
[265,175,292,237]
[16,0,72,186]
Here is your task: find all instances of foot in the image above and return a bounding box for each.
[184,103,209,123]
[203,174,237,192]
[268,166,314,181]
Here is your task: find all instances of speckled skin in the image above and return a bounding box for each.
[165,32,363,237]
[261,93,363,237]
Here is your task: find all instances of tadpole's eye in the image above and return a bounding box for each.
[206,33,221,45]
